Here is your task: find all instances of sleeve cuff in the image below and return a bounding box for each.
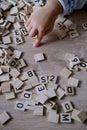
[58,0,68,15]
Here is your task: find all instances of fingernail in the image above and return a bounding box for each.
[33,43,36,47]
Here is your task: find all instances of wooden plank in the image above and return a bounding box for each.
[78,62,87,71]
[26,70,36,78]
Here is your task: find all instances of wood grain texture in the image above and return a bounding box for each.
[0,10,87,130]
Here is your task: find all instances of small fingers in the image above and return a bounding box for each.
[29,28,38,37]
[33,31,44,47]
[44,29,52,36]
[26,19,31,27]
[27,24,32,33]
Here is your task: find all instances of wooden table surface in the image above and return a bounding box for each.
[0,10,87,130]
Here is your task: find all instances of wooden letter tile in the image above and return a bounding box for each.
[69,30,79,39]
[15,101,25,111]
[64,19,73,29]
[60,67,72,78]
[48,74,58,84]
[21,27,28,36]
[77,110,87,123]
[34,53,45,62]
[0,111,11,125]
[36,94,48,104]
[10,68,20,78]
[13,29,21,35]
[78,62,87,71]
[44,89,56,99]
[56,87,65,99]
[26,70,35,78]
[11,78,24,89]
[71,109,81,122]
[62,101,73,113]
[60,113,71,123]
[25,100,35,110]
[5,91,15,100]
[2,36,11,45]
[48,109,59,123]
[82,22,87,30]
[35,84,46,94]
[39,75,48,84]
[13,50,22,59]
[44,100,56,110]
[65,86,75,96]
[33,105,43,116]
[21,91,32,100]
[69,56,80,66]
[68,77,79,87]
[17,59,26,69]
[0,73,10,82]
[47,82,58,90]
[1,82,11,93]
[15,35,23,44]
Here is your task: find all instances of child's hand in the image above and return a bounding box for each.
[26,0,62,47]
[26,7,55,47]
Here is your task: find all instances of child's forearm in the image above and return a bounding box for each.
[53,0,87,15]
[46,0,63,18]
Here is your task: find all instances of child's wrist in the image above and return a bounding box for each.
[46,0,63,17]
